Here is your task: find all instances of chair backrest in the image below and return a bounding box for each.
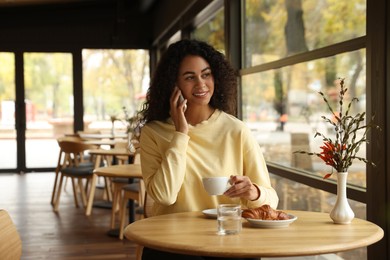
[57,140,95,167]
[0,210,22,260]
[57,136,84,142]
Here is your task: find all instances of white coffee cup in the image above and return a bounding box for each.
[202,177,230,195]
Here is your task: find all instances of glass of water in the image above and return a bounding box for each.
[217,204,242,235]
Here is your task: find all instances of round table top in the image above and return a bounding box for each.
[83,139,127,146]
[124,210,384,258]
[79,133,128,139]
[93,164,142,178]
[88,148,132,156]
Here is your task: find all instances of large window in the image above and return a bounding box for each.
[82,49,149,133]
[244,0,366,67]
[242,50,367,187]
[191,6,225,54]
[242,0,367,187]
[24,52,73,168]
[0,49,150,172]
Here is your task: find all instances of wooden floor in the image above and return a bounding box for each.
[0,172,138,260]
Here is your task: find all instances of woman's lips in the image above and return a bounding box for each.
[193,91,208,97]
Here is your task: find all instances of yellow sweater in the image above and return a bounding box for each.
[140,109,279,216]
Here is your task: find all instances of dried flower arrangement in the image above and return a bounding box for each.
[294,78,380,179]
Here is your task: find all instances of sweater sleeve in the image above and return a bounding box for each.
[140,124,190,206]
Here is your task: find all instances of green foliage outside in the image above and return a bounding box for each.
[0,50,149,125]
[83,49,149,122]
[0,53,15,100]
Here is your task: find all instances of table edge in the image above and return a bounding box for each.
[124,211,384,258]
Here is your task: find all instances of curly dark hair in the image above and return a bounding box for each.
[139,39,238,123]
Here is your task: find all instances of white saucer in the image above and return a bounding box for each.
[202,209,217,218]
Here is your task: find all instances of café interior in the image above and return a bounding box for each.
[0,0,388,259]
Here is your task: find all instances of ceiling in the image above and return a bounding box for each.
[0,0,92,7]
[0,0,162,49]
[0,0,157,11]
[0,0,203,49]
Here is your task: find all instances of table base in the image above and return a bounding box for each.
[93,200,112,209]
[107,228,120,238]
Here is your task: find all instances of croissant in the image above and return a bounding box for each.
[242,205,290,220]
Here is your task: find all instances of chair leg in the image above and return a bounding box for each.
[104,177,112,201]
[135,245,143,260]
[51,168,60,206]
[53,174,65,212]
[111,184,121,229]
[51,150,63,206]
[85,178,90,194]
[78,178,88,208]
[119,194,128,240]
[64,177,69,192]
[85,174,98,216]
[71,178,79,208]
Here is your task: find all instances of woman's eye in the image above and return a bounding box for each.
[202,72,211,78]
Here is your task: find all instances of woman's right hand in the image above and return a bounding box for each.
[170,87,188,134]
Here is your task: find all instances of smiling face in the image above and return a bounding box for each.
[176,55,214,109]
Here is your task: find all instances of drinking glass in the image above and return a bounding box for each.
[217,204,242,235]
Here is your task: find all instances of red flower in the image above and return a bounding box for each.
[319,142,334,165]
[319,141,347,179]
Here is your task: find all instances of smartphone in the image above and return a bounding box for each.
[178,93,184,105]
[178,93,187,112]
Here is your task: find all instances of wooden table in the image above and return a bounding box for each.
[87,163,143,238]
[83,139,127,147]
[85,148,133,211]
[124,210,384,258]
[85,162,141,216]
[79,133,128,139]
[92,164,142,178]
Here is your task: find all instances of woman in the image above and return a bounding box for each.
[137,39,279,260]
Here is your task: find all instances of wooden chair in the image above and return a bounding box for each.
[53,140,96,212]
[51,136,93,206]
[0,209,22,260]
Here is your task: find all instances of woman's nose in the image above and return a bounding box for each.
[195,76,205,86]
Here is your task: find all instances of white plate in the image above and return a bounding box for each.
[202,209,218,218]
[245,214,297,228]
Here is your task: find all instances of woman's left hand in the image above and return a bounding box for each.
[223,175,260,201]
